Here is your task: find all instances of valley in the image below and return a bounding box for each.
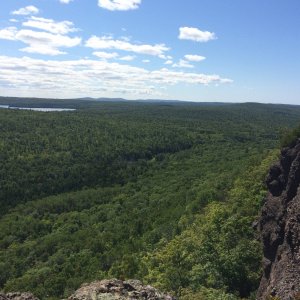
[0,99,300,299]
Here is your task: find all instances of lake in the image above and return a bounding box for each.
[0,105,76,112]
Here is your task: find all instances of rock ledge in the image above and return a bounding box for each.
[1,280,175,300]
[0,293,39,300]
[68,279,175,300]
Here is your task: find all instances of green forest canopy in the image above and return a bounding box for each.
[0,99,300,299]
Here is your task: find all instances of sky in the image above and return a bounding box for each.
[0,0,299,104]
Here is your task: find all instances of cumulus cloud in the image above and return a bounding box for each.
[0,27,18,40]
[158,54,173,60]
[172,59,194,69]
[12,6,39,16]
[179,27,216,42]
[0,55,232,98]
[23,17,78,35]
[93,51,119,59]
[184,54,206,62]
[164,60,173,65]
[18,30,81,55]
[59,0,73,4]
[0,27,81,55]
[98,0,141,11]
[119,55,135,61]
[86,35,169,57]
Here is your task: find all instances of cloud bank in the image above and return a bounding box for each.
[0,55,232,98]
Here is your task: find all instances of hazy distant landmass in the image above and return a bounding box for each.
[1,96,297,110]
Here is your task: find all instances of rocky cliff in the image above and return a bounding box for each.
[257,139,300,299]
[68,279,175,300]
[0,293,39,300]
[1,280,175,300]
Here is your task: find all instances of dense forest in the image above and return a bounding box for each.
[1,98,300,299]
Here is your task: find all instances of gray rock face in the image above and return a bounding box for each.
[1,280,175,300]
[0,293,39,300]
[67,279,176,300]
[257,139,300,299]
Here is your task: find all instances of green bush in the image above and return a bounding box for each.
[280,125,300,147]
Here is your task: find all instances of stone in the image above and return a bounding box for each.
[67,279,176,300]
[257,138,300,299]
[2,293,38,300]
[1,280,175,300]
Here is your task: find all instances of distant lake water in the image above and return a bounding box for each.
[0,105,75,112]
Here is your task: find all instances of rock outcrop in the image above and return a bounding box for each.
[257,139,300,299]
[0,293,39,300]
[1,280,175,300]
[68,279,175,300]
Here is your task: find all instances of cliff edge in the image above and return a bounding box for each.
[68,279,175,300]
[1,280,175,300]
[257,139,300,299]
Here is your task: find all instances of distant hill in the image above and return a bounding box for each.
[0,95,243,107]
[1,96,298,108]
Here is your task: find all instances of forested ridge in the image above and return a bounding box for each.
[1,99,300,299]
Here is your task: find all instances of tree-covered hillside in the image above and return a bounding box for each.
[0,100,300,299]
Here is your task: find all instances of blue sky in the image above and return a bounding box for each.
[0,0,299,104]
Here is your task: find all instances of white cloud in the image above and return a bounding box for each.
[0,27,81,55]
[164,60,173,65]
[0,55,232,99]
[23,17,78,35]
[93,51,119,59]
[179,27,216,42]
[12,6,39,16]
[20,46,65,56]
[98,0,141,11]
[184,54,206,62]
[149,68,232,85]
[17,30,81,55]
[86,35,169,57]
[142,59,150,63]
[120,36,131,42]
[172,59,194,69]
[119,55,135,61]
[9,19,19,23]
[0,27,18,40]
[59,0,73,4]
